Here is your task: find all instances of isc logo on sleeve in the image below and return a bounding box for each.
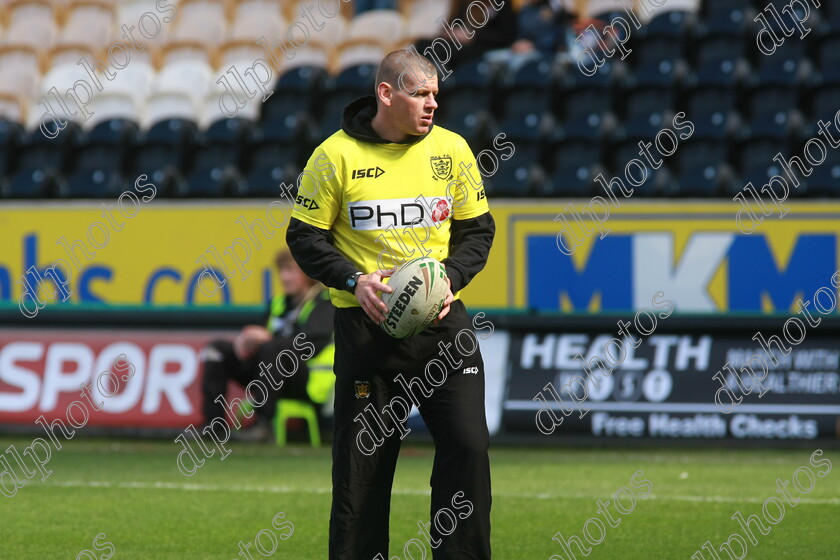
[347,197,450,231]
[295,194,320,210]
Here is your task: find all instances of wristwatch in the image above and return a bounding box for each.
[345,272,363,294]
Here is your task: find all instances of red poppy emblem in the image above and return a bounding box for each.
[432,199,450,222]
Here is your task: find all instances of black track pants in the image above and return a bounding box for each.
[329,300,491,560]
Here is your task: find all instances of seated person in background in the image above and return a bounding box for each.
[200,249,334,442]
[416,0,517,69]
[511,0,573,58]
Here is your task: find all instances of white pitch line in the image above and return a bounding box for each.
[32,480,840,505]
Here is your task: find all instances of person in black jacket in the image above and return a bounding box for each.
[286,50,494,559]
[200,249,334,442]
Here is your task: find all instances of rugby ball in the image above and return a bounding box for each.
[380,256,449,338]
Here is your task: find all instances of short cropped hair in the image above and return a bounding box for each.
[374,49,437,95]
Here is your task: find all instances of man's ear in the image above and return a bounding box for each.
[377,81,393,106]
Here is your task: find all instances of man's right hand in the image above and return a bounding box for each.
[355,269,395,324]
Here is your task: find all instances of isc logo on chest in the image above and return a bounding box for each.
[352,167,385,179]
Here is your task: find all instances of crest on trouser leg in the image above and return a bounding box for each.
[354,381,371,399]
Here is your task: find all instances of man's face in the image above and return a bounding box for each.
[278,261,309,297]
[389,74,439,138]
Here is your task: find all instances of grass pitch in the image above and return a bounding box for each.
[1,437,838,559]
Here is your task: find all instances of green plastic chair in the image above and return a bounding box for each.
[274,399,320,447]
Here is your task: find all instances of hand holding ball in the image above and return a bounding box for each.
[379,257,449,338]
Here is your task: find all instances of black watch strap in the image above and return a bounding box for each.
[346,272,363,294]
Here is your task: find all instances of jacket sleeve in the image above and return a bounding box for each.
[442,211,495,293]
[286,217,358,291]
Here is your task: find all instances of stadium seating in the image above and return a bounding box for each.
[435,58,496,122]
[1,0,838,199]
[132,117,198,195]
[4,0,58,50]
[63,118,138,198]
[499,57,554,119]
[184,117,253,197]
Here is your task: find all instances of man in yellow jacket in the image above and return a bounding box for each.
[287,50,495,559]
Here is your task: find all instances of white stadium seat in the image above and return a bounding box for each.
[143,90,198,128]
[346,9,406,47]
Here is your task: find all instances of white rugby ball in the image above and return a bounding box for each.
[380,256,448,338]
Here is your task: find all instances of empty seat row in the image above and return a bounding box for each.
[0,2,437,53]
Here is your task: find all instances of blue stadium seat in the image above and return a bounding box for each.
[555,60,614,121]
[675,140,730,172]
[808,84,840,122]
[498,112,546,142]
[438,110,493,150]
[244,161,298,198]
[706,0,749,15]
[745,110,796,140]
[690,111,735,141]
[0,119,23,180]
[737,138,790,180]
[742,85,799,138]
[445,59,496,89]
[63,167,125,198]
[555,83,612,122]
[702,4,749,35]
[686,86,738,119]
[694,33,745,68]
[621,86,673,119]
[263,65,328,120]
[437,59,496,121]
[557,112,613,142]
[632,35,685,67]
[641,10,693,39]
[317,90,357,139]
[610,140,663,197]
[753,57,802,88]
[334,63,377,92]
[628,59,682,88]
[132,118,197,197]
[62,121,138,198]
[816,33,840,84]
[619,87,673,138]
[243,113,311,197]
[315,64,378,138]
[3,125,78,198]
[694,57,741,88]
[821,2,840,27]
[745,80,799,114]
[183,118,253,197]
[549,139,601,175]
[497,112,549,167]
[483,163,538,197]
[730,167,788,199]
[545,138,603,196]
[500,58,554,118]
[802,157,840,197]
[544,166,599,198]
[674,164,728,197]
